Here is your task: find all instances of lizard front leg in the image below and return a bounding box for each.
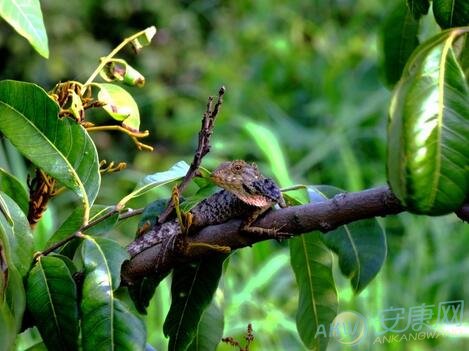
[241,206,292,240]
[172,186,231,255]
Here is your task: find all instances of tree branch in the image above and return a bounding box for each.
[122,185,406,283]
[157,86,225,224]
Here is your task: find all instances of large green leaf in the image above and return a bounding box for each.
[0,80,101,222]
[309,186,387,293]
[118,161,189,208]
[433,0,469,29]
[0,0,49,58]
[187,298,224,351]
[381,1,420,86]
[0,192,33,277]
[387,28,469,214]
[4,265,26,332]
[290,233,338,351]
[163,254,227,351]
[80,236,145,350]
[0,168,29,215]
[26,256,79,351]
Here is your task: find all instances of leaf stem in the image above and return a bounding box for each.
[83,28,154,87]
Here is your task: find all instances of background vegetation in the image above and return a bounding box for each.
[0,0,467,350]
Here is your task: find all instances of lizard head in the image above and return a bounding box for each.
[211,160,275,207]
[211,160,261,189]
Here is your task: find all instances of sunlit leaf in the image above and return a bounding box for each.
[308,186,387,293]
[26,256,79,351]
[0,0,49,58]
[164,254,227,351]
[80,236,145,350]
[97,83,141,131]
[0,167,29,215]
[118,161,189,208]
[387,28,469,214]
[381,1,420,86]
[433,0,469,29]
[0,80,101,223]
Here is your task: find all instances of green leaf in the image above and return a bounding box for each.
[290,234,338,351]
[187,298,224,351]
[0,80,101,223]
[0,168,29,215]
[381,1,420,86]
[0,0,49,58]
[80,236,145,350]
[387,28,469,214]
[97,83,141,132]
[26,256,79,351]
[118,161,189,208]
[308,186,387,293]
[128,274,168,315]
[5,265,26,331]
[163,254,227,351]
[0,192,33,277]
[433,0,469,29]
[407,0,430,19]
[0,303,16,351]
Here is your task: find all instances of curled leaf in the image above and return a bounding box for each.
[97,83,141,132]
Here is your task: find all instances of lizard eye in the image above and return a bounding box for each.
[232,163,242,172]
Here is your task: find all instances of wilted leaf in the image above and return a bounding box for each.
[97,83,141,131]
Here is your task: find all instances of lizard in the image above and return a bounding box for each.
[126,160,288,258]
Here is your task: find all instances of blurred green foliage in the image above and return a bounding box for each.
[0,0,467,350]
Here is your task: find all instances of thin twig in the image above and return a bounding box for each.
[40,207,119,256]
[157,86,226,224]
[119,207,145,221]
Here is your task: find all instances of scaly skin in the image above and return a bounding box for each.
[127,160,287,257]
